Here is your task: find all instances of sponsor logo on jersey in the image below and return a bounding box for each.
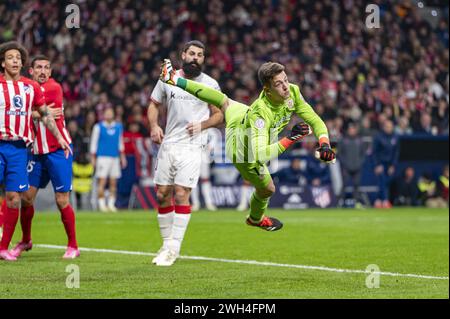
[13,95,23,109]
[273,115,291,128]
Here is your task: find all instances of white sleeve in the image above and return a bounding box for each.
[150,80,166,104]
[89,124,100,155]
[119,125,124,152]
[212,79,221,92]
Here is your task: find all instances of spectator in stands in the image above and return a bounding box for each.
[338,123,367,207]
[373,120,399,209]
[415,112,437,135]
[273,158,305,186]
[436,165,449,206]
[395,116,413,135]
[391,167,419,206]
[417,172,447,208]
[305,156,331,187]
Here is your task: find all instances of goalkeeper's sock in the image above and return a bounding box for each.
[168,206,191,254]
[201,181,215,208]
[157,206,175,250]
[249,192,270,223]
[176,78,228,108]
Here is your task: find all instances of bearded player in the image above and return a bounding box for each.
[8,55,79,259]
[160,59,335,231]
[148,41,223,266]
[0,42,71,261]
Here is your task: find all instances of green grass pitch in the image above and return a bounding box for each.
[0,208,448,299]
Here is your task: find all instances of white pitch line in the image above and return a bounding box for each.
[35,244,449,281]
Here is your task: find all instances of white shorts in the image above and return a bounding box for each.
[154,143,202,188]
[95,156,121,179]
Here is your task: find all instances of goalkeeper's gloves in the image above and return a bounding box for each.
[280,122,312,149]
[288,122,312,141]
[315,143,336,163]
[159,59,179,85]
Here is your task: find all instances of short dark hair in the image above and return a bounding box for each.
[182,40,206,53]
[257,62,285,86]
[0,41,28,73]
[31,54,51,68]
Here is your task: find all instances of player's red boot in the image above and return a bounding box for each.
[0,249,17,261]
[63,247,80,259]
[246,216,283,231]
[10,241,33,258]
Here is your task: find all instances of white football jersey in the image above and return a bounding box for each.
[151,70,220,145]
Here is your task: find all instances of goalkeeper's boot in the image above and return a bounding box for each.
[155,249,178,267]
[10,240,32,258]
[0,249,17,261]
[159,59,178,85]
[246,216,283,231]
[63,247,80,259]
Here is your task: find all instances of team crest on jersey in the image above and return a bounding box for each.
[23,84,31,94]
[255,118,265,129]
[287,99,294,110]
[107,128,116,135]
[13,95,23,109]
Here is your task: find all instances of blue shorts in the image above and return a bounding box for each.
[0,140,29,192]
[28,146,73,193]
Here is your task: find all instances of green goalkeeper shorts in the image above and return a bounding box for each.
[224,101,273,189]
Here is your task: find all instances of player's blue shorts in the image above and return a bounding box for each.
[0,140,29,192]
[28,145,73,193]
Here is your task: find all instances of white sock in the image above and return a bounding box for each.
[239,185,250,207]
[98,197,107,210]
[157,211,175,250]
[108,196,116,208]
[191,187,200,208]
[168,213,191,254]
[201,181,214,207]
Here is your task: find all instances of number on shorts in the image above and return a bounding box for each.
[27,160,36,173]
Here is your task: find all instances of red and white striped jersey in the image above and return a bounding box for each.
[0,74,44,146]
[33,78,72,154]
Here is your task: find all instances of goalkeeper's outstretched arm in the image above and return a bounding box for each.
[160,59,231,110]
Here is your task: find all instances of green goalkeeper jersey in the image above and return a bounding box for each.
[228,83,328,164]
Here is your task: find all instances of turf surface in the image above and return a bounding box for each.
[0,208,448,298]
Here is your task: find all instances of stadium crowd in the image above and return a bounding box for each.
[0,0,448,207]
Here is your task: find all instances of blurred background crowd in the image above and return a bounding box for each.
[0,0,448,208]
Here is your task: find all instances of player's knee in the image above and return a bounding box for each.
[156,189,172,205]
[55,193,70,209]
[257,184,275,198]
[20,192,33,207]
[21,195,33,208]
[174,187,190,205]
[6,193,21,209]
[265,184,276,197]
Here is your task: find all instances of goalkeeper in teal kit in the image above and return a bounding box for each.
[160,59,336,231]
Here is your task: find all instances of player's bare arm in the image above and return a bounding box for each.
[37,104,71,158]
[31,103,60,120]
[187,105,223,136]
[147,100,164,144]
